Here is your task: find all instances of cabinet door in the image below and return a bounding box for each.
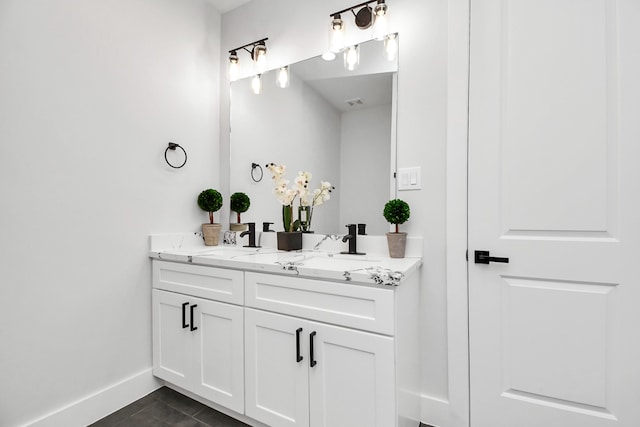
[152,289,191,390]
[191,298,244,413]
[308,322,395,427]
[245,308,309,427]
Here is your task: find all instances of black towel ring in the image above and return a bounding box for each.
[251,163,263,182]
[165,142,187,169]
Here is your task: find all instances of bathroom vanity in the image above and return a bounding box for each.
[149,233,422,427]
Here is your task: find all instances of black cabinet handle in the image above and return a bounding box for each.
[309,331,317,367]
[474,250,509,264]
[296,328,303,363]
[190,304,198,331]
[182,302,189,328]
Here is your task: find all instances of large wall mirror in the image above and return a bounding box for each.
[230,37,398,236]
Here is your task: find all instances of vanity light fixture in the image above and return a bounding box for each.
[329,0,391,51]
[384,33,398,61]
[276,66,290,88]
[329,14,345,53]
[252,42,268,74]
[371,0,390,40]
[251,74,262,95]
[344,45,360,71]
[228,51,239,81]
[227,37,269,81]
[322,51,336,61]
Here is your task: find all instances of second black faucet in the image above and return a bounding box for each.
[340,224,366,255]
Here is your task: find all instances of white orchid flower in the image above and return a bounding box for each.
[266,163,334,234]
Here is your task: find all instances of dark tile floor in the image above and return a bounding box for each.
[89,386,249,427]
[91,385,429,426]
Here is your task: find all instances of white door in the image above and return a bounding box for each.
[308,322,395,427]
[468,0,640,426]
[245,308,310,427]
[191,298,244,414]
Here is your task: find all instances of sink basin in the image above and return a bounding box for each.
[197,251,389,272]
[197,247,262,258]
[220,251,304,263]
[156,246,262,258]
[295,254,384,271]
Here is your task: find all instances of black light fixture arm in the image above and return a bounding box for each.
[330,0,382,18]
[228,37,269,55]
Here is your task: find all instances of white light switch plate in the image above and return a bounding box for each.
[397,167,422,191]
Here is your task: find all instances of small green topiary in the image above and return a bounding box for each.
[230,192,251,223]
[383,199,410,233]
[198,189,223,224]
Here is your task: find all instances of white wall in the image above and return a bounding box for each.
[0,1,221,425]
[220,0,464,425]
[229,71,341,234]
[340,104,392,235]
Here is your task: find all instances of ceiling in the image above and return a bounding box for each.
[304,73,393,113]
[290,40,396,112]
[206,0,251,13]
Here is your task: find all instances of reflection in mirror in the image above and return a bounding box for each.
[230,37,398,236]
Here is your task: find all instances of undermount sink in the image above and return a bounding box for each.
[157,246,262,258]
[196,247,262,257]
[196,249,390,272]
[294,254,384,271]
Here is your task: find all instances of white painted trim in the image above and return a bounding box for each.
[24,369,161,427]
[391,71,399,204]
[419,394,451,427]
[398,389,422,427]
[444,0,471,426]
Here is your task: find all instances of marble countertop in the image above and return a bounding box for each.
[149,232,423,286]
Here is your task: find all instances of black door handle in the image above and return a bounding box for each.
[182,302,189,328]
[309,331,317,367]
[190,304,198,331]
[296,328,303,363]
[474,250,509,264]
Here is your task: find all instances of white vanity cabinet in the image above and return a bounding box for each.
[151,257,421,427]
[152,261,245,414]
[244,272,404,427]
[245,308,394,427]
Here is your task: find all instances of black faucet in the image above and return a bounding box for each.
[240,222,260,248]
[340,224,365,255]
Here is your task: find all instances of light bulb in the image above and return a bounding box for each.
[384,33,398,61]
[322,51,336,61]
[344,45,360,71]
[253,44,267,74]
[372,1,389,40]
[228,51,239,81]
[251,74,262,95]
[276,66,290,88]
[329,14,345,53]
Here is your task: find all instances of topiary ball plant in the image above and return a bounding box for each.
[230,192,251,224]
[198,189,223,224]
[383,199,411,233]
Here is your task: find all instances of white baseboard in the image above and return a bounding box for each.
[25,368,161,427]
[398,389,422,426]
[420,394,452,427]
